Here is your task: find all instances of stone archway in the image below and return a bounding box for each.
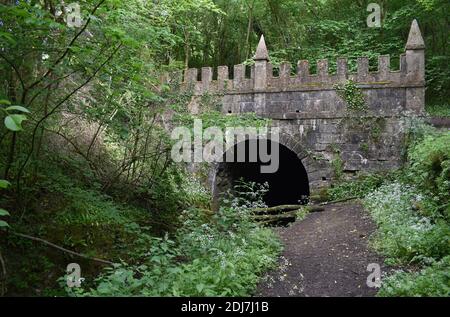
[212,134,315,207]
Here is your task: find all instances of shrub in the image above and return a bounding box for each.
[425,104,450,117]
[361,128,450,296]
[403,117,438,150]
[67,182,282,297]
[364,182,450,265]
[378,256,450,297]
[327,172,386,201]
[406,132,450,221]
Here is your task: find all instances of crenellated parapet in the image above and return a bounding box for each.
[177,20,427,191]
[176,53,421,94]
[173,20,425,98]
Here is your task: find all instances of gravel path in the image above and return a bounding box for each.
[256,202,387,297]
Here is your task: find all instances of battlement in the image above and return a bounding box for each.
[177,54,417,94]
[169,20,425,96]
[174,20,426,191]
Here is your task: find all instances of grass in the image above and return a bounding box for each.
[426,104,450,117]
[63,183,283,297]
[378,256,450,297]
[325,125,449,296]
[326,172,387,201]
[364,129,450,296]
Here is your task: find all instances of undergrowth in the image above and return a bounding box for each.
[2,153,214,295]
[325,120,449,297]
[63,182,282,297]
[327,172,387,201]
[425,104,450,117]
[364,127,450,296]
[377,256,450,297]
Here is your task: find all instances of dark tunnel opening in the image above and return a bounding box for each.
[221,139,310,207]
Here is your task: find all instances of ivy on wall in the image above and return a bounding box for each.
[334,80,368,113]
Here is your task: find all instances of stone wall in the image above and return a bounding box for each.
[170,20,426,190]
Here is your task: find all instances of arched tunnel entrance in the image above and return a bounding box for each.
[215,139,310,207]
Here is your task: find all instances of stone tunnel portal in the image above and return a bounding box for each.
[218,139,310,207]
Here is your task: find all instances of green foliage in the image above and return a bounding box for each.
[54,188,129,226]
[361,130,450,296]
[407,132,450,220]
[176,173,212,209]
[1,100,30,132]
[403,117,439,150]
[378,256,450,297]
[426,104,450,117]
[0,180,10,189]
[295,206,310,221]
[3,114,27,132]
[68,183,281,297]
[328,173,386,201]
[360,142,369,154]
[369,118,386,141]
[331,153,344,181]
[426,56,450,103]
[0,0,448,297]
[0,179,10,228]
[364,182,450,266]
[334,80,368,113]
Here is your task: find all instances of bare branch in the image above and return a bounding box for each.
[26,0,107,94]
[9,231,114,266]
[0,51,26,92]
[16,43,122,194]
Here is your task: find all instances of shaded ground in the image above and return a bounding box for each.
[256,202,387,297]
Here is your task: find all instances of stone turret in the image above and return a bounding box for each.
[253,35,269,91]
[405,19,425,82]
[253,35,269,114]
[405,19,425,114]
[174,20,425,116]
[254,35,270,61]
[406,19,425,50]
[170,20,427,191]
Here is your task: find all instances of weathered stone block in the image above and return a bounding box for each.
[178,21,426,193]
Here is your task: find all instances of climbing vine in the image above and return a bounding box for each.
[334,81,387,159]
[330,145,344,181]
[334,80,368,113]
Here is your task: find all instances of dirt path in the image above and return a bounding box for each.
[256,202,386,297]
